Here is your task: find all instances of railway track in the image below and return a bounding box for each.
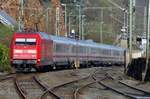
[0,73,16,82]
[47,75,92,99]
[1,67,150,99]
[33,70,97,99]
[93,73,150,99]
[73,81,95,99]
[14,75,61,99]
[0,72,61,99]
[73,72,112,99]
[40,69,105,99]
[33,76,61,99]
[44,68,117,99]
[14,76,43,99]
[51,69,121,99]
[0,68,100,99]
[0,73,20,99]
[14,78,27,99]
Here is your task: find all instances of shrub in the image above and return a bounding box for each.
[0,25,14,47]
[0,44,11,72]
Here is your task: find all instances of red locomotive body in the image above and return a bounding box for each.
[10,32,52,71]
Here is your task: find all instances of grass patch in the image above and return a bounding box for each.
[0,25,14,47]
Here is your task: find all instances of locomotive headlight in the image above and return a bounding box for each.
[14,50,23,53]
[27,50,37,54]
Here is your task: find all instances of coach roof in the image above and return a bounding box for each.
[50,35,124,51]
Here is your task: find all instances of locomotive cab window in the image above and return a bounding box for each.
[26,38,36,45]
[15,38,36,46]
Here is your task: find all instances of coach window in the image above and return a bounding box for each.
[64,44,69,53]
[102,49,107,55]
[93,48,96,54]
[80,46,84,53]
[114,51,120,56]
[69,44,72,53]
[56,43,69,53]
[56,43,61,52]
[78,46,82,53]
[61,44,65,53]
[96,48,99,54]
[82,46,86,53]
[85,47,87,53]
[67,44,70,53]
[91,48,94,54]
[72,45,76,53]
[53,43,56,53]
[88,47,91,54]
[106,50,109,55]
[103,49,106,55]
[107,50,111,55]
[99,48,102,54]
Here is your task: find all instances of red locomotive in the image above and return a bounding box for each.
[10,32,125,72]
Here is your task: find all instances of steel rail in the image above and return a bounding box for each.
[73,82,95,99]
[73,71,115,99]
[39,69,98,99]
[39,76,90,99]
[92,74,134,98]
[106,72,150,96]
[31,69,100,99]
[14,78,27,99]
[32,76,61,99]
[0,76,14,82]
[93,73,150,99]
[0,73,16,82]
[51,76,90,91]
[48,70,99,99]
[50,68,99,91]
[98,81,138,99]
[119,81,150,95]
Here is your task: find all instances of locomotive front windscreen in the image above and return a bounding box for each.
[15,38,36,46]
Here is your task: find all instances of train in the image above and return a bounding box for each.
[10,32,125,72]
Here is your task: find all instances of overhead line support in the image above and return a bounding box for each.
[143,0,150,82]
